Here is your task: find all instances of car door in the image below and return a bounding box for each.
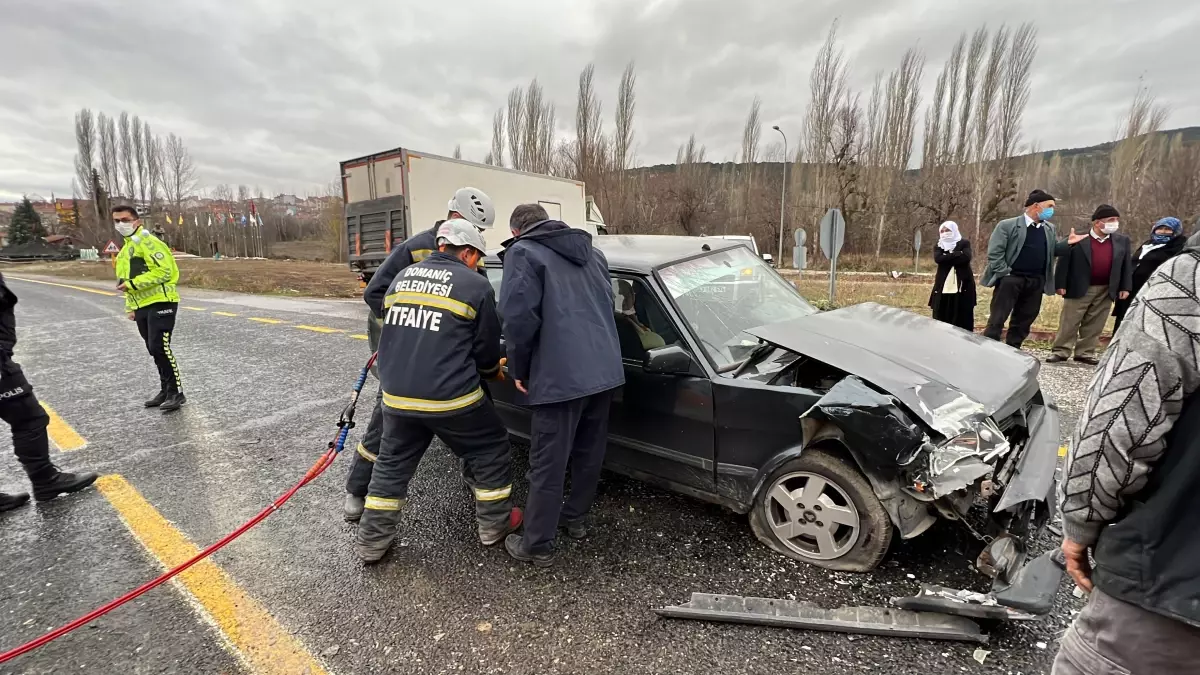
[606,275,716,496]
[482,261,532,436]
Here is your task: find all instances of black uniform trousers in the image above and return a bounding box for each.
[135,302,182,394]
[365,402,513,526]
[523,389,614,554]
[0,363,53,484]
[983,275,1044,348]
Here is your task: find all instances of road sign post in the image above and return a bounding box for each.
[818,208,846,304]
[793,228,807,273]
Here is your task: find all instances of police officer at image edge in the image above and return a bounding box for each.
[354,218,519,563]
[344,187,497,522]
[0,273,97,512]
[112,205,186,412]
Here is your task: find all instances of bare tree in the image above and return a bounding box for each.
[802,21,851,247]
[98,113,119,197]
[613,62,637,172]
[487,109,505,167]
[994,24,1038,179]
[968,25,1009,240]
[452,145,462,160]
[505,87,524,169]
[118,112,136,199]
[1110,81,1171,219]
[131,116,147,204]
[144,122,162,213]
[666,135,715,236]
[161,133,198,215]
[573,63,606,185]
[520,79,556,173]
[737,96,763,229]
[866,48,924,255]
[73,109,98,221]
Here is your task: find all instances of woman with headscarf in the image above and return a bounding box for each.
[928,220,976,331]
[1113,217,1188,331]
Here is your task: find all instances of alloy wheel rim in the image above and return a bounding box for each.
[764,471,860,560]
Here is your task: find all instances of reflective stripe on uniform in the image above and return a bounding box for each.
[364,496,405,511]
[357,442,377,462]
[473,485,512,502]
[410,249,434,262]
[383,291,477,320]
[381,387,484,413]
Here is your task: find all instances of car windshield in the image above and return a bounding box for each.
[658,246,817,369]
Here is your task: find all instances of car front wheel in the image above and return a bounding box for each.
[749,448,893,573]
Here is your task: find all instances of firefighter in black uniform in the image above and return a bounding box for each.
[344,187,496,522]
[355,220,520,563]
[0,273,97,511]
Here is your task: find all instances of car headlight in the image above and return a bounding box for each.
[929,418,1011,475]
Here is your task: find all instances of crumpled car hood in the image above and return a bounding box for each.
[748,302,1041,436]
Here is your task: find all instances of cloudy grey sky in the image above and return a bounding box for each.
[1,0,1196,201]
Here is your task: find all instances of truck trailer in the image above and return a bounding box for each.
[340,148,602,283]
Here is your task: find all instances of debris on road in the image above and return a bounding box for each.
[973,648,990,664]
[657,593,988,644]
[893,584,1039,621]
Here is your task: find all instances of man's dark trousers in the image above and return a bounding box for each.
[523,390,614,554]
[135,302,182,393]
[983,275,1044,348]
[0,385,54,484]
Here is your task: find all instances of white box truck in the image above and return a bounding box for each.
[341,148,600,283]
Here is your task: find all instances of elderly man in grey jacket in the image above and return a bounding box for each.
[980,189,1084,349]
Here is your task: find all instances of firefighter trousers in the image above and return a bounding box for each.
[135,302,183,394]
[365,402,514,528]
[346,384,490,497]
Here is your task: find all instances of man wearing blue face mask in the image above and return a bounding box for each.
[981,189,1080,349]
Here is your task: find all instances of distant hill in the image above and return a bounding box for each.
[633,126,1200,174]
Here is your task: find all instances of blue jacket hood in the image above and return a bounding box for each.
[503,220,592,267]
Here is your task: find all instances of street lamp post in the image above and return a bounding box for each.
[772,125,788,267]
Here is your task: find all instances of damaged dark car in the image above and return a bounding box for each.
[485,236,1060,598]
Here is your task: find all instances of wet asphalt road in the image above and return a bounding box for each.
[0,274,1091,675]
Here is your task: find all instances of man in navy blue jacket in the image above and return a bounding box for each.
[497,204,624,567]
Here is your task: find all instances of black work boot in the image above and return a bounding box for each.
[343,494,365,523]
[355,499,405,564]
[0,492,30,512]
[160,391,187,413]
[144,390,168,408]
[560,516,588,540]
[32,471,99,502]
[505,534,554,568]
[478,507,523,546]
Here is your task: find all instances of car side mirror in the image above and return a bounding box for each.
[644,345,698,376]
[761,253,775,266]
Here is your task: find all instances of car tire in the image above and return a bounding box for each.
[749,447,893,573]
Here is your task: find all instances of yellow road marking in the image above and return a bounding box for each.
[41,403,87,451]
[294,325,345,334]
[96,475,328,675]
[8,276,118,297]
[212,311,239,317]
[182,306,208,311]
[249,317,285,324]
[349,334,369,340]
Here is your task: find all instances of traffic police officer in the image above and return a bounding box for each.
[355,220,519,563]
[344,187,496,522]
[112,205,186,412]
[0,272,97,511]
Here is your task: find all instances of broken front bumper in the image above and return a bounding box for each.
[904,397,1066,620]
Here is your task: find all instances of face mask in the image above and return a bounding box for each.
[1152,232,1174,244]
[1102,221,1119,235]
[1037,207,1055,222]
[115,222,136,237]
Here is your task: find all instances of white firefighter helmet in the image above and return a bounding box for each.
[447,187,495,231]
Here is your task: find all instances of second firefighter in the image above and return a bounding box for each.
[355,219,519,563]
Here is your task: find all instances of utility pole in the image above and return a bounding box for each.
[772,125,788,266]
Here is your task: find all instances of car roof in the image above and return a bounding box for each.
[484,234,742,273]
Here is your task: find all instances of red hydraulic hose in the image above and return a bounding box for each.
[0,353,377,665]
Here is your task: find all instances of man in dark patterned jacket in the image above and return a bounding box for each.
[1053,239,1200,673]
